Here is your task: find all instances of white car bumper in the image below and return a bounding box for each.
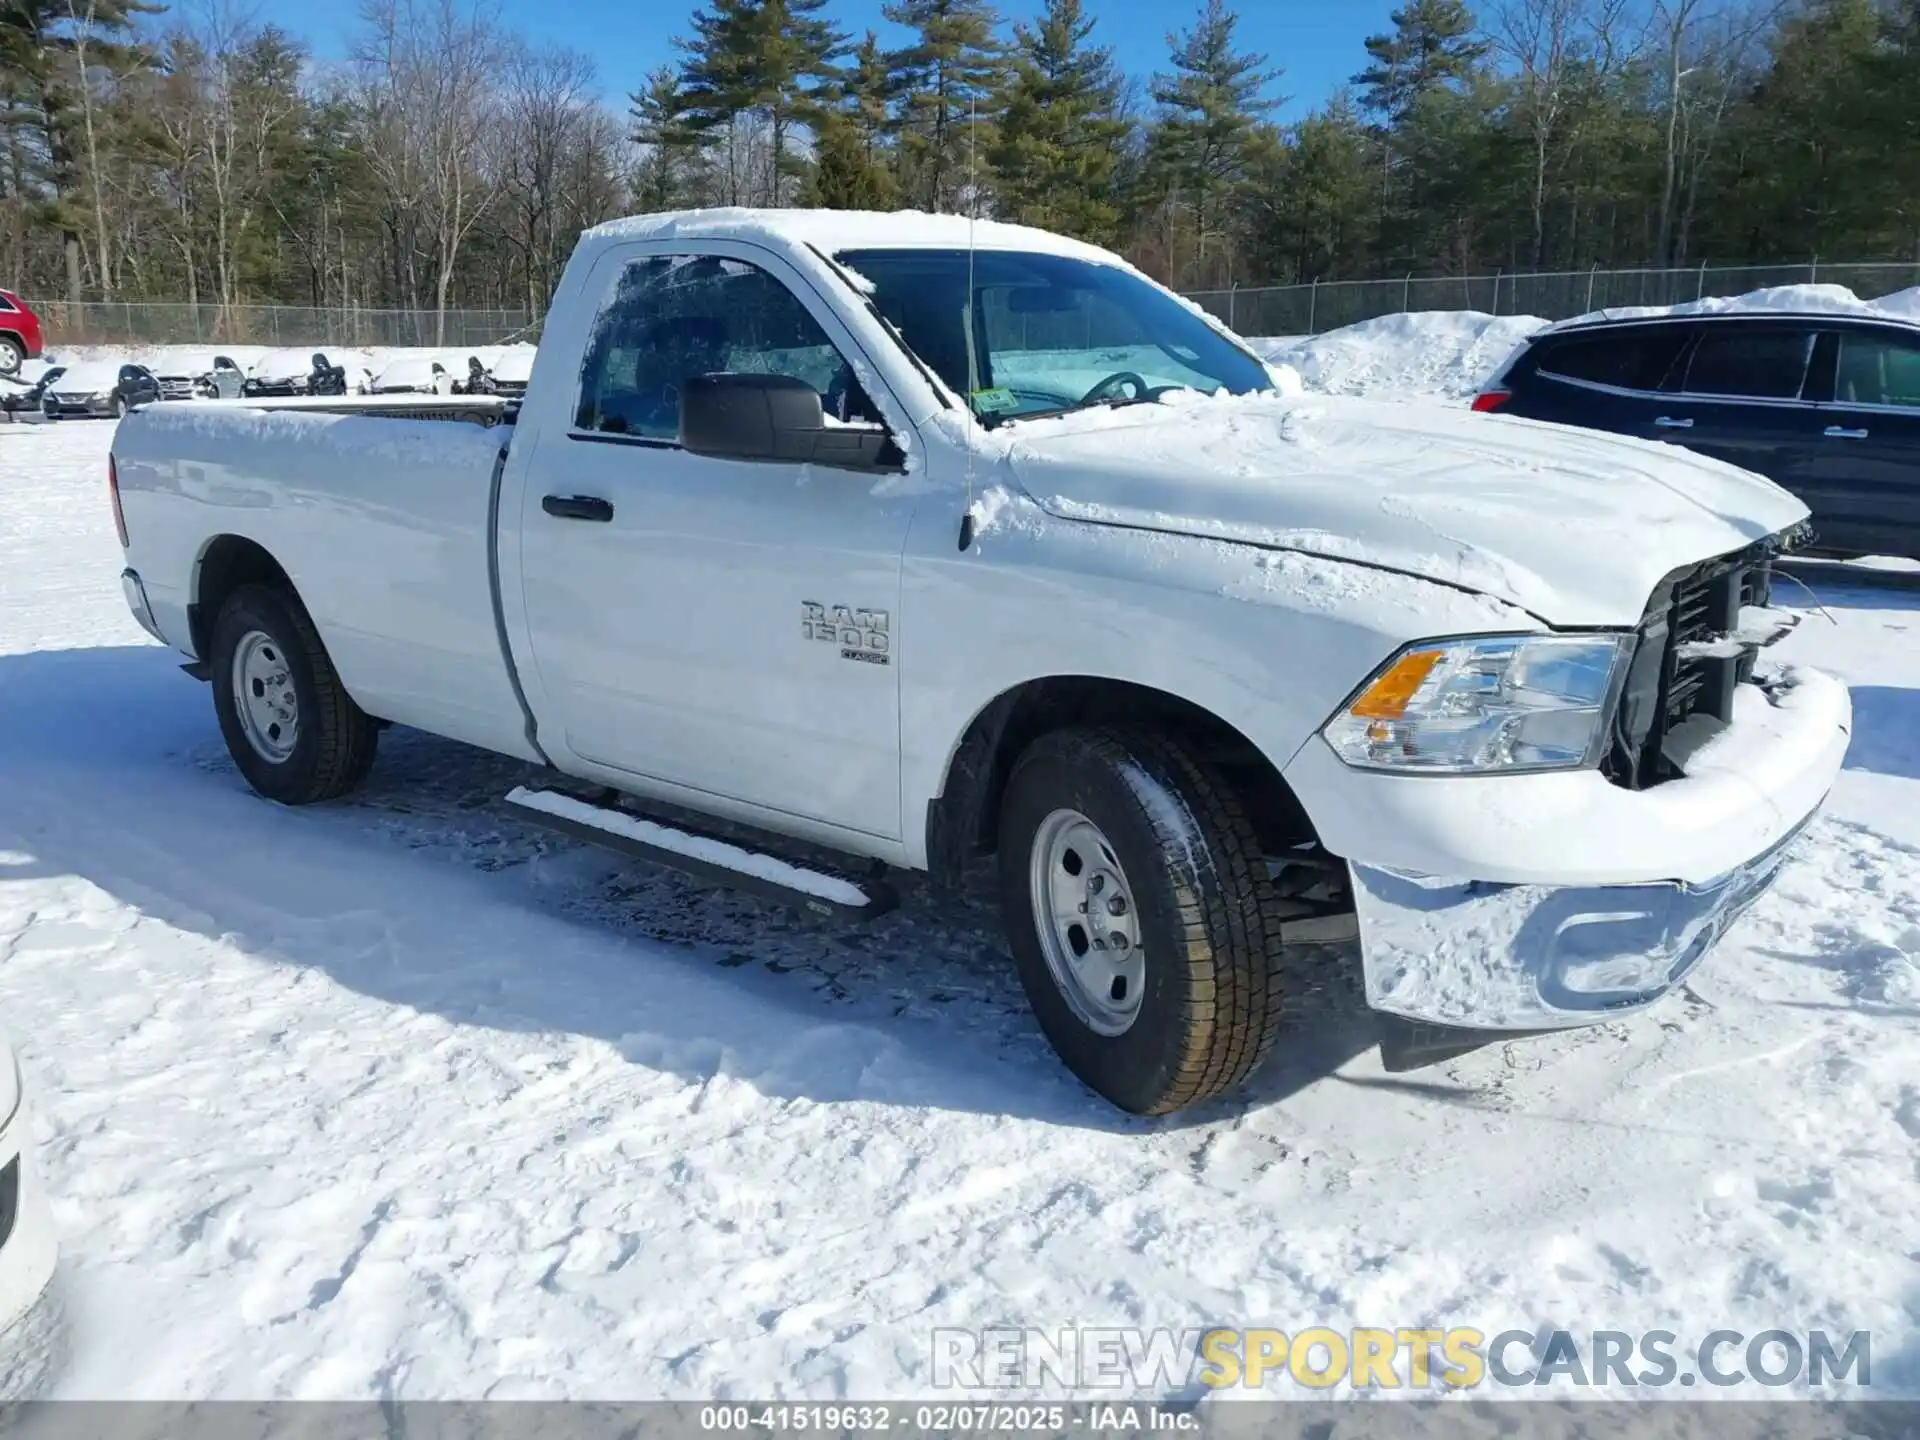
[1285,666,1852,1031]
[0,1063,55,1336]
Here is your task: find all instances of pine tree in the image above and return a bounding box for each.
[806,32,899,208]
[0,0,161,299]
[1144,0,1280,286]
[672,0,847,204]
[882,0,1005,212]
[629,64,712,210]
[1353,0,1486,123]
[986,0,1129,243]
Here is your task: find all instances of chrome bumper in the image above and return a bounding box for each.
[122,568,163,642]
[1352,813,1812,1031]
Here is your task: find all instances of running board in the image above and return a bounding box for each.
[503,785,898,923]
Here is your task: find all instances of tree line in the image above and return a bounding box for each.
[2,0,1916,332]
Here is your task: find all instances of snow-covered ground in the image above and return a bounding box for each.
[0,342,1917,1401]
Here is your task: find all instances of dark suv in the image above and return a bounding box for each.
[1477,311,1920,558]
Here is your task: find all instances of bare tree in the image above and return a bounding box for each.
[493,43,618,318]
[355,0,502,343]
[1648,0,1780,261]
[1491,0,1635,266]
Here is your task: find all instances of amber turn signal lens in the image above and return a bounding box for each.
[1348,649,1443,719]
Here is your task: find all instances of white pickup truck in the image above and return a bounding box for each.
[110,209,1852,1115]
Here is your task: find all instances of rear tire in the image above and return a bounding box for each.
[209,584,378,805]
[0,337,21,375]
[997,726,1290,1115]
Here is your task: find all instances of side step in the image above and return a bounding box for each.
[503,785,899,923]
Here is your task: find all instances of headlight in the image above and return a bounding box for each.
[1322,633,1632,774]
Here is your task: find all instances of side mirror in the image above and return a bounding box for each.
[680,372,895,469]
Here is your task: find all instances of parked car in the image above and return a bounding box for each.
[243,350,349,397]
[0,364,62,419]
[487,346,535,398]
[151,349,247,401]
[0,291,44,375]
[109,209,1847,1116]
[1477,310,1920,559]
[369,355,455,395]
[0,1026,57,1335]
[43,360,159,418]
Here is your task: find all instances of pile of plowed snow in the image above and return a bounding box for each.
[1252,312,1546,402]
[1251,281,1920,404]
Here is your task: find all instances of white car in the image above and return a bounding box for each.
[150,349,247,401]
[109,209,1850,1115]
[368,355,455,396]
[0,1031,56,1334]
[487,346,535,397]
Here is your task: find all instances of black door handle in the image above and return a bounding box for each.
[542,494,613,522]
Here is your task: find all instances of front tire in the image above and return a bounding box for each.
[998,727,1289,1115]
[210,584,378,804]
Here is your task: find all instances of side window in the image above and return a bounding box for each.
[0,295,17,313]
[1535,330,1684,391]
[1833,331,1920,409]
[575,254,879,441]
[1681,328,1813,399]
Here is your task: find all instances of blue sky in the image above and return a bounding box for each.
[275,0,1401,123]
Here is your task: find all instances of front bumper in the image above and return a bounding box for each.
[1353,812,1810,1029]
[1288,667,1851,1030]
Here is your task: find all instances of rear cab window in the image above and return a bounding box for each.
[1680,327,1815,400]
[1533,328,1688,392]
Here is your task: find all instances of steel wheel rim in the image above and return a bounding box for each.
[1028,808,1146,1037]
[231,629,299,763]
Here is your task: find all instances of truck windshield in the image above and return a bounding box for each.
[835,248,1271,427]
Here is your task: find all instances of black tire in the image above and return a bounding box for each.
[209,584,379,805]
[997,726,1289,1115]
[0,337,22,375]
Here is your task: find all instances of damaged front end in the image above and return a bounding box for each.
[1345,526,1847,1070]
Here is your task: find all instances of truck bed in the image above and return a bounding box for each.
[112,400,539,762]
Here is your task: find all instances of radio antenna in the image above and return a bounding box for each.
[958,95,980,552]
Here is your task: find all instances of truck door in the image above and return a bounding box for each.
[513,244,921,841]
[1794,325,1920,559]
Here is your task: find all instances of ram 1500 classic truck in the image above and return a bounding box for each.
[109,208,1852,1115]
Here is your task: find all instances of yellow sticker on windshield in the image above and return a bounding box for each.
[971,388,1018,412]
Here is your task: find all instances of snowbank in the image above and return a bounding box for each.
[1252,311,1548,402]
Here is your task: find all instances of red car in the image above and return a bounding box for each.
[0,291,44,375]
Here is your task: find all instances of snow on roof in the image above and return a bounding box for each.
[148,349,237,376]
[374,354,448,383]
[585,207,1123,266]
[50,361,124,390]
[490,347,535,382]
[1550,282,1920,333]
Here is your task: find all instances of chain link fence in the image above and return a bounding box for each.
[29,260,1920,351]
[30,301,535,350]
[1185,262,1920,338]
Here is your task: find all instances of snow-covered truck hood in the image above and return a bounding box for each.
[1003,393,1809,626]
